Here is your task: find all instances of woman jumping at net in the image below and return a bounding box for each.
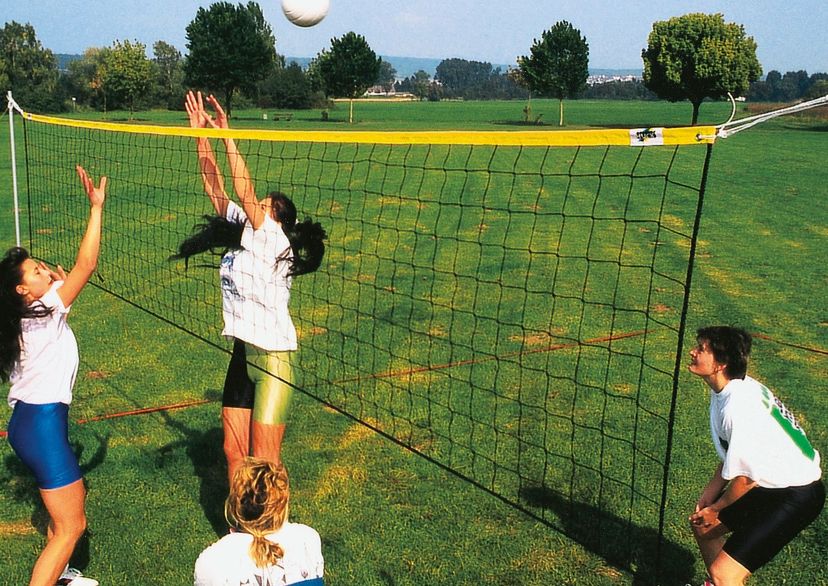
[176,90,326,484]
[0,166,105,586]
[194,457,324,585]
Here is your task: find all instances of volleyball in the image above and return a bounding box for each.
[281,0,330,27]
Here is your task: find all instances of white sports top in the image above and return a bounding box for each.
[709,375,821,489]
[194,522,323,586]
[220,202,297,351]
[8,281,79,407]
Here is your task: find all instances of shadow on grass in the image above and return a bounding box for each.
[519,485,695,586]
[155,395,228,537]
[1,429,109,574]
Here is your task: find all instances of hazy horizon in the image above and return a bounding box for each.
[8,1,826,75]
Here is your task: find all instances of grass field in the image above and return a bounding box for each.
[1,98,826,585]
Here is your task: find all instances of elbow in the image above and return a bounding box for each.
[76,255,98,276]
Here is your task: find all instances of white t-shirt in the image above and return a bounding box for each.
[220,202,297,352]
[709,375,822,489]
[194,522,323,586]
[8,281,79,407]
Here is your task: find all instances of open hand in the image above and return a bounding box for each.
[185,90,211,128]
[76,165,107,208]
[205,94,229,129]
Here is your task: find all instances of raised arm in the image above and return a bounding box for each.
[204,94,266,230]
[57,166,106,307]
[185,91,230,217]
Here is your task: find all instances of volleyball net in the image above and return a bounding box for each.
[10,103,718,580]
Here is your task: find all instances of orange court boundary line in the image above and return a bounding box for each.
[2,330,823,439]
[333,330,648,385]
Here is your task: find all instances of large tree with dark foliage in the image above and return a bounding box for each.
[184,1,276,117]
[519,21,589,126]
[0,21,60,112]
[314,31,381,123]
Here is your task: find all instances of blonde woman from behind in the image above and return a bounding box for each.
[194,458,323,586]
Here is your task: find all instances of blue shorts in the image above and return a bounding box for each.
[7,401,83,490]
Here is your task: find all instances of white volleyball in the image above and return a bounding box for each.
[281,0,330,27]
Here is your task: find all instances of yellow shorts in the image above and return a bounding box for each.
[245,344,293,426]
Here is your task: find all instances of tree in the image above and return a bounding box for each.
[781,70,811,100]
[258,61,317,109]
[0,21,60,112]
[152,40,185,109]
[806,79,828,100]
[519,21,589,126]
[410,70,432,101]
[435,58,496,99]
[376,59,397,93]
[315,32,381,123]
[508,61,534,122]
[184,1,277,117]
[642,13,761,124]
[62,47,110,110]
[101,40,153,114]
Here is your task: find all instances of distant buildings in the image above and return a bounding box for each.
[587,73,641,86]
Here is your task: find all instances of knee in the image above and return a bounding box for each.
[55,513,87,542]
[709,556,749,586]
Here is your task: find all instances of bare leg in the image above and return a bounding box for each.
[251,421,286,466]
[222,407,252,485]
[692,518,750,584]
[29,478,87,586]
[693,524,727,570]
[709,550,751,586]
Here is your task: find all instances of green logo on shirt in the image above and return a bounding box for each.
[760,385,816,461]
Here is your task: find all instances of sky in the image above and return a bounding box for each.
[5,0,827,73]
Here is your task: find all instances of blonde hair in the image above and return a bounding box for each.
[225,458,290,568]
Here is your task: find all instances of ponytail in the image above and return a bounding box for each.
[268,192,326,277]
[284,218,327,276]
[169,215,244,268]
[225,458,291,568]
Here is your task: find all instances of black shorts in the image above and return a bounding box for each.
[720,479,825,572]
[222,338,255,409]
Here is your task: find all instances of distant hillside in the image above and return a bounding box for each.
[56,53,81,71]
[286,55,447,78]
[288,55,641,80]
[58,51,640,80]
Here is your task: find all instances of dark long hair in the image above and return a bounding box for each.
[169,214,245,268]
[268,192,326,276]
[171,192,326,277]
[0,247,52,382]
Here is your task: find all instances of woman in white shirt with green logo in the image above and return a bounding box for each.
[688,326,823,586]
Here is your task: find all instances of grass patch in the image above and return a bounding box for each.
[1,99,826,585]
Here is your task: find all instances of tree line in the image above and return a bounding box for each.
[2,6,826,125]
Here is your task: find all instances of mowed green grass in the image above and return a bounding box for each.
[1,99,826,585]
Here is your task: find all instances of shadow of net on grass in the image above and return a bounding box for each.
[155,400,228,537]
[520,484,695,585]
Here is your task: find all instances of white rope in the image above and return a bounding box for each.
[6,92,24,116]
[711,93,828,139]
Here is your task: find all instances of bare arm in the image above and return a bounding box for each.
[204,94,265,230]
[185,91,230,217]
[57,166,106,307]
[690,469,757,531]
[696,462,728,510]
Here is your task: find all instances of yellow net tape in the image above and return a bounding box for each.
[21,111,716,147]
